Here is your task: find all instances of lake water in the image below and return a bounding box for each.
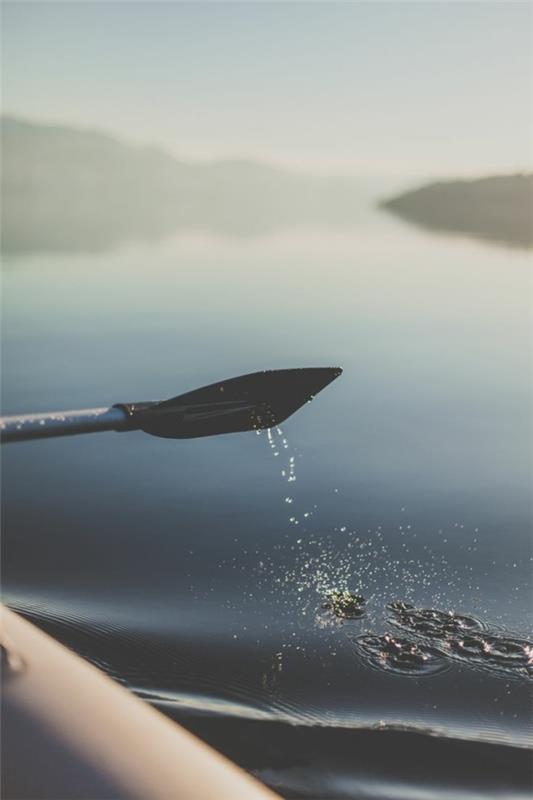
[2,203,532,798]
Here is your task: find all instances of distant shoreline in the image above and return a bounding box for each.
[380,175,533,249]
[2,116,532,254]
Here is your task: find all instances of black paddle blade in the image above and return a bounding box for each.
[116,368,342,439]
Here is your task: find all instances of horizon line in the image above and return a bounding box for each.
[3,110,532,182]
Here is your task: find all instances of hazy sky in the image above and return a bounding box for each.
[2,1,532,175]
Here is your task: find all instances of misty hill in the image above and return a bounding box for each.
[380,175,533,248]
[2,116,370,255]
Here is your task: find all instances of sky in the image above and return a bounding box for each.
[2,1,532,175]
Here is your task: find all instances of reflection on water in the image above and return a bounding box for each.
[2,209,532,798]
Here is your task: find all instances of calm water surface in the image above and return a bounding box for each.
[2,208,532,798]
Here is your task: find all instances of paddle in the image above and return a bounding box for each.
[0,367,342,444]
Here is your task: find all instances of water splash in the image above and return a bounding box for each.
[243,428,532,684]
[321,590,367,620]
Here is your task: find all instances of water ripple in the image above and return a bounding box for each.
[386,602,533,680]
[354,632,449,676]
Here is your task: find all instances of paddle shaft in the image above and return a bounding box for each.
[0,368,342,444]
[0,407,129,443]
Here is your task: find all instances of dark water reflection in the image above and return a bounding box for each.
[2,214,532,797]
